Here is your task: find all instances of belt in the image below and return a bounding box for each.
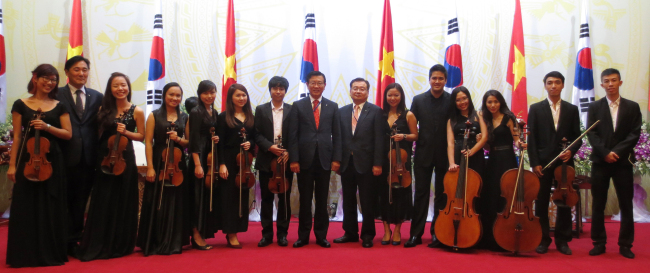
[492,145,512,151]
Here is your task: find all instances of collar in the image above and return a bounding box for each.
[353,101,366,110]
[69,84,86,95]
[272,102,284,111]
[547,97,561,108]
[310,94,322,104]
[606,95,621,107]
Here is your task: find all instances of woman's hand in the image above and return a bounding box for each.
[167,131,180,143]
[30,119,48,131]
[448,163,459,172]
[241,141,251,151]
[391,134,405,142]
[7,165,16,182]
[212,135,220,144]
[146,167,156,182]
[195,165,204,179]
[116,122,126,134]
[461,149,475,157]
[219,165,229,180]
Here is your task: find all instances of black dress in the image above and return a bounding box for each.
[379,112,413,224]
[480,116,517,250]
[136,109,190,255]
[187,107,219,239]
[216,112,256,234]
[78,105,139,261]
[6,100,68,267]
[452,114,485,176]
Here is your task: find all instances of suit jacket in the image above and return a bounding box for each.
[288,96,341,170]
[337,102,384,173]
[254,102,292,172]
[527,99,582,168]
[57,84,104,166]
[587,97,642,165]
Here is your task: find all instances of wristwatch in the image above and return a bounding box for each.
[46,124,51,131]
[403,134,407,140]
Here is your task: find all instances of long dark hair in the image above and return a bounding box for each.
[225,83,254,128]
[194,80,218,124]
[160,82,183,118]
[382,83,407,116]
[481,90,517,143]
[97,72,132,133]
[28,64,60,99]
[447,86,477,128]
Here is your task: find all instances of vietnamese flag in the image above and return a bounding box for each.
[376,0,395,107]
[506,0,527,121]
[222,0,237,110]
[67,0,83,59]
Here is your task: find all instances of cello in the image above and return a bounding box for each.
[157,122,184,209]
[22,108,53,182]
[268,135,289,219]
[387,123,411,204]
[493,119,542,254]
[434,120,482,250]
[551,138,579,207]
[236,128,255,217]
[100,107,133,175]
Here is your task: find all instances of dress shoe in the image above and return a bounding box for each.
[333,234,359,243]
[589,245,606,256]
[191,238,213,250]
[362,238,374,248]
[381,231,392,245]
[556,243,572,255]
[404,236,422,248]
[258,237,272,247]
[293,239,309,248]
[427,235,441,248]
[535,244,549,254]
[619,247,635,259]
[316,238,331,248]
[277,237,289,247]
[226,235,242,249]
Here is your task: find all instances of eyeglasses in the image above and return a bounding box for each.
[352,87,367,92]
[308,82,325,87]
[40,77,58,84]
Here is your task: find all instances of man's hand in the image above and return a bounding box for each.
[331,161,340,174]
[290,162,300,173]
[533,165,543,177]
[269,145,285,157]
[605,152,619,163]
[372,166,382,176]
[559,150,572,162]
[277,152,289,164]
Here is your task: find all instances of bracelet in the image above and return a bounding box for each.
[403,134,407,141]
[46,124,51,131]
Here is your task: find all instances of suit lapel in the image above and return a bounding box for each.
[556,101,568,136]
[600,98,614,132]
[541,100,556,133]
[266,103,274,124]
[80,91,93,122]
[282,103,290,122]
[303,98,317,130]
[62,85,82,121]
[614,98,624,132]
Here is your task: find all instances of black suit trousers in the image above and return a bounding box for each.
[67,159,95,246]
[590,163,634,248]
[411,159,447,239]
[259,170,294,239]
[535,168,573,245]
[340,155,377,240]
[297,150,330,241]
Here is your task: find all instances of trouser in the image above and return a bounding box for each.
[297,152,331,241]
[259,169,294,239]
[590,163,634,248]
[535,167,573,246]
[340,156,377,240]
[67,160,95,248]
[410,159,447,239]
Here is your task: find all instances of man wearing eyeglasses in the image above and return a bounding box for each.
[288,71,341,248]
[57,55,104,257]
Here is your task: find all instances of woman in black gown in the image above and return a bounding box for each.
[217,83,256,248]
[379,83,418,246]
[77,72,145,261]
[187,80,220,250]
[477,90,522,250]
[446,86,488,175]
[138,82,190,255]
[6,64,72,267]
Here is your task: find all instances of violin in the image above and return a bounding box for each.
[434,120,482,250]
[100,109,133,175]
[552,138,579,207]
[205,127,217,211]
[157,122,183,209]
[268,135,289,194]
[493,119,542,254]
[23,108,52,182]
[387,123,411,204]
[236,128,255,217]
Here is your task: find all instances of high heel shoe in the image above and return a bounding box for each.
[191,237,212,250]
[392,233,401,246]
[381,231,392,245]
[226,235,242,249]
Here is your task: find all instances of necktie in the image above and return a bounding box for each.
[313,99,320,130]
[75,89,85,119]
[352,105,359,134]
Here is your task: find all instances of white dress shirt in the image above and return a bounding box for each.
[309,94,322,112]
[271,102,283,143]
[352,101,365,135]
[70,85,86,110]
[547,97,561,130]
[606,95,620,131]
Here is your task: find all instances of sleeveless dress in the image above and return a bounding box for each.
[379,111,413,224]
[216,112,256,234]
[6,100,69,267]
[452,114,485,176]
[480,116,517,250]
[78,105,139,261]
[136,109,190,255]
[187,107,219,239]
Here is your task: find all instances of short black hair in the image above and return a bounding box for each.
[184,96,199,114]
[601,68,621,81]
[268,76,289,93]
[543,71,565,84]
[428,64,447,80]
[65,55,90,71]
[349,77,370,90]
[306,71,326,84]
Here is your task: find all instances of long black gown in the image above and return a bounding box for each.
[6,100,69,267]
[78,105,139,261]
[452,114,485,176]
[136,109,190,255]
[379,111,413,224]
[480,116,517,250]
[216,112,256,234]
[187,107,219,239]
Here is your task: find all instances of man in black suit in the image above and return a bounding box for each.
[406,64,450,248]
[587,68,641,259]
[254,76,294,247]
[527,71,582,255]
[57,55,104,255]
[289,71,341,248]
[332,78,384,248]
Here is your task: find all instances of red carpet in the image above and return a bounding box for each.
[0,219,647,272]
